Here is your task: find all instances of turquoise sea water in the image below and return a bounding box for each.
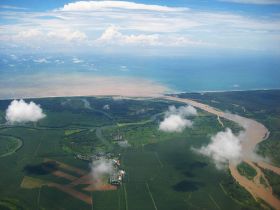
[1,54,280,93]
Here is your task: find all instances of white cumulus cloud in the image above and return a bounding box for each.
[5,99,46,124]
[72,57,84,63]
[194,128,242,169]
[90,158,114,183]
[14,29,43,39]
[96,26,205,47]
[103,104,110,110]
[167,105,197,117]
[96,25,160,46]
[12,29,87,44]
[159,105,197,132]
[159,114,193,132]
[47,29,87,42]
[33,58,49,63]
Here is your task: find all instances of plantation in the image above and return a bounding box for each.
[0,92,277,210]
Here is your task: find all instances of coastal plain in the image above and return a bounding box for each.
[0,90,280,210]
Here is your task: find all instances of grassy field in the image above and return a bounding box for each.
[0,94,273,210]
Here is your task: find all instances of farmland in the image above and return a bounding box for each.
[0,92,277,210]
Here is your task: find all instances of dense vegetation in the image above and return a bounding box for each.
[220,170,264,210]
[0,93,276,210]
[237,162,257,180]
[263,169,280,199]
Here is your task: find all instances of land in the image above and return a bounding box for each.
[0,134,22,157]
[173,90,280,209]
[237,162,257,181]
[177,90,280,166]
[0,90,279,209]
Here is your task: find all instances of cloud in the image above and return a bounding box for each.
[9,54,18,60]
[54,59,64,64]
[167,105,198,117]
[12,29,87,45]
[1,0,280,52]
[96,25,204,46]
[59,1,186,12]
[193,128,242,169]
[72,57,83,63]
[103,104,110,110]
[0,5,27,10]
[5,99,46,123]
[96,25,160,46]
[159,114,193,132]
[159,105,197,132]
[90,158,114,183]
[120,66,129,72]
[47,29,87,42]
[33,58,48,63]
[220,0,280,5]
[14,29,43,39]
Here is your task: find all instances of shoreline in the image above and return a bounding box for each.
[0,88,280,101]
[171,88,280,95]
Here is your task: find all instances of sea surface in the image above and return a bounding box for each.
[1,53,280,94]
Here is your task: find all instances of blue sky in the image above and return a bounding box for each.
[0,0,280,55]
[1,0,280,12]
[1,0,280,97]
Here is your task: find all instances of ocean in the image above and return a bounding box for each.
[1,53,280,96]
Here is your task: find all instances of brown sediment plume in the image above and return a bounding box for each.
[163,95,280,210]
[0,73,169,99]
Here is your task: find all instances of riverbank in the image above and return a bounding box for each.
[163,95,280,210]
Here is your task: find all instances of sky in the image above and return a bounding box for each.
[0,0,280,98]
[1,0,280,55]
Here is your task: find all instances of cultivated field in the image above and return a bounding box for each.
[0,93,277,210]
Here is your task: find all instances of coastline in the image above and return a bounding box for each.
[1,88,280,101]
[171,88,280,95]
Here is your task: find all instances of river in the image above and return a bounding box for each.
[163,95,280,210]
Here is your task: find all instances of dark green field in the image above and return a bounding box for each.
[0,92,277,210]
